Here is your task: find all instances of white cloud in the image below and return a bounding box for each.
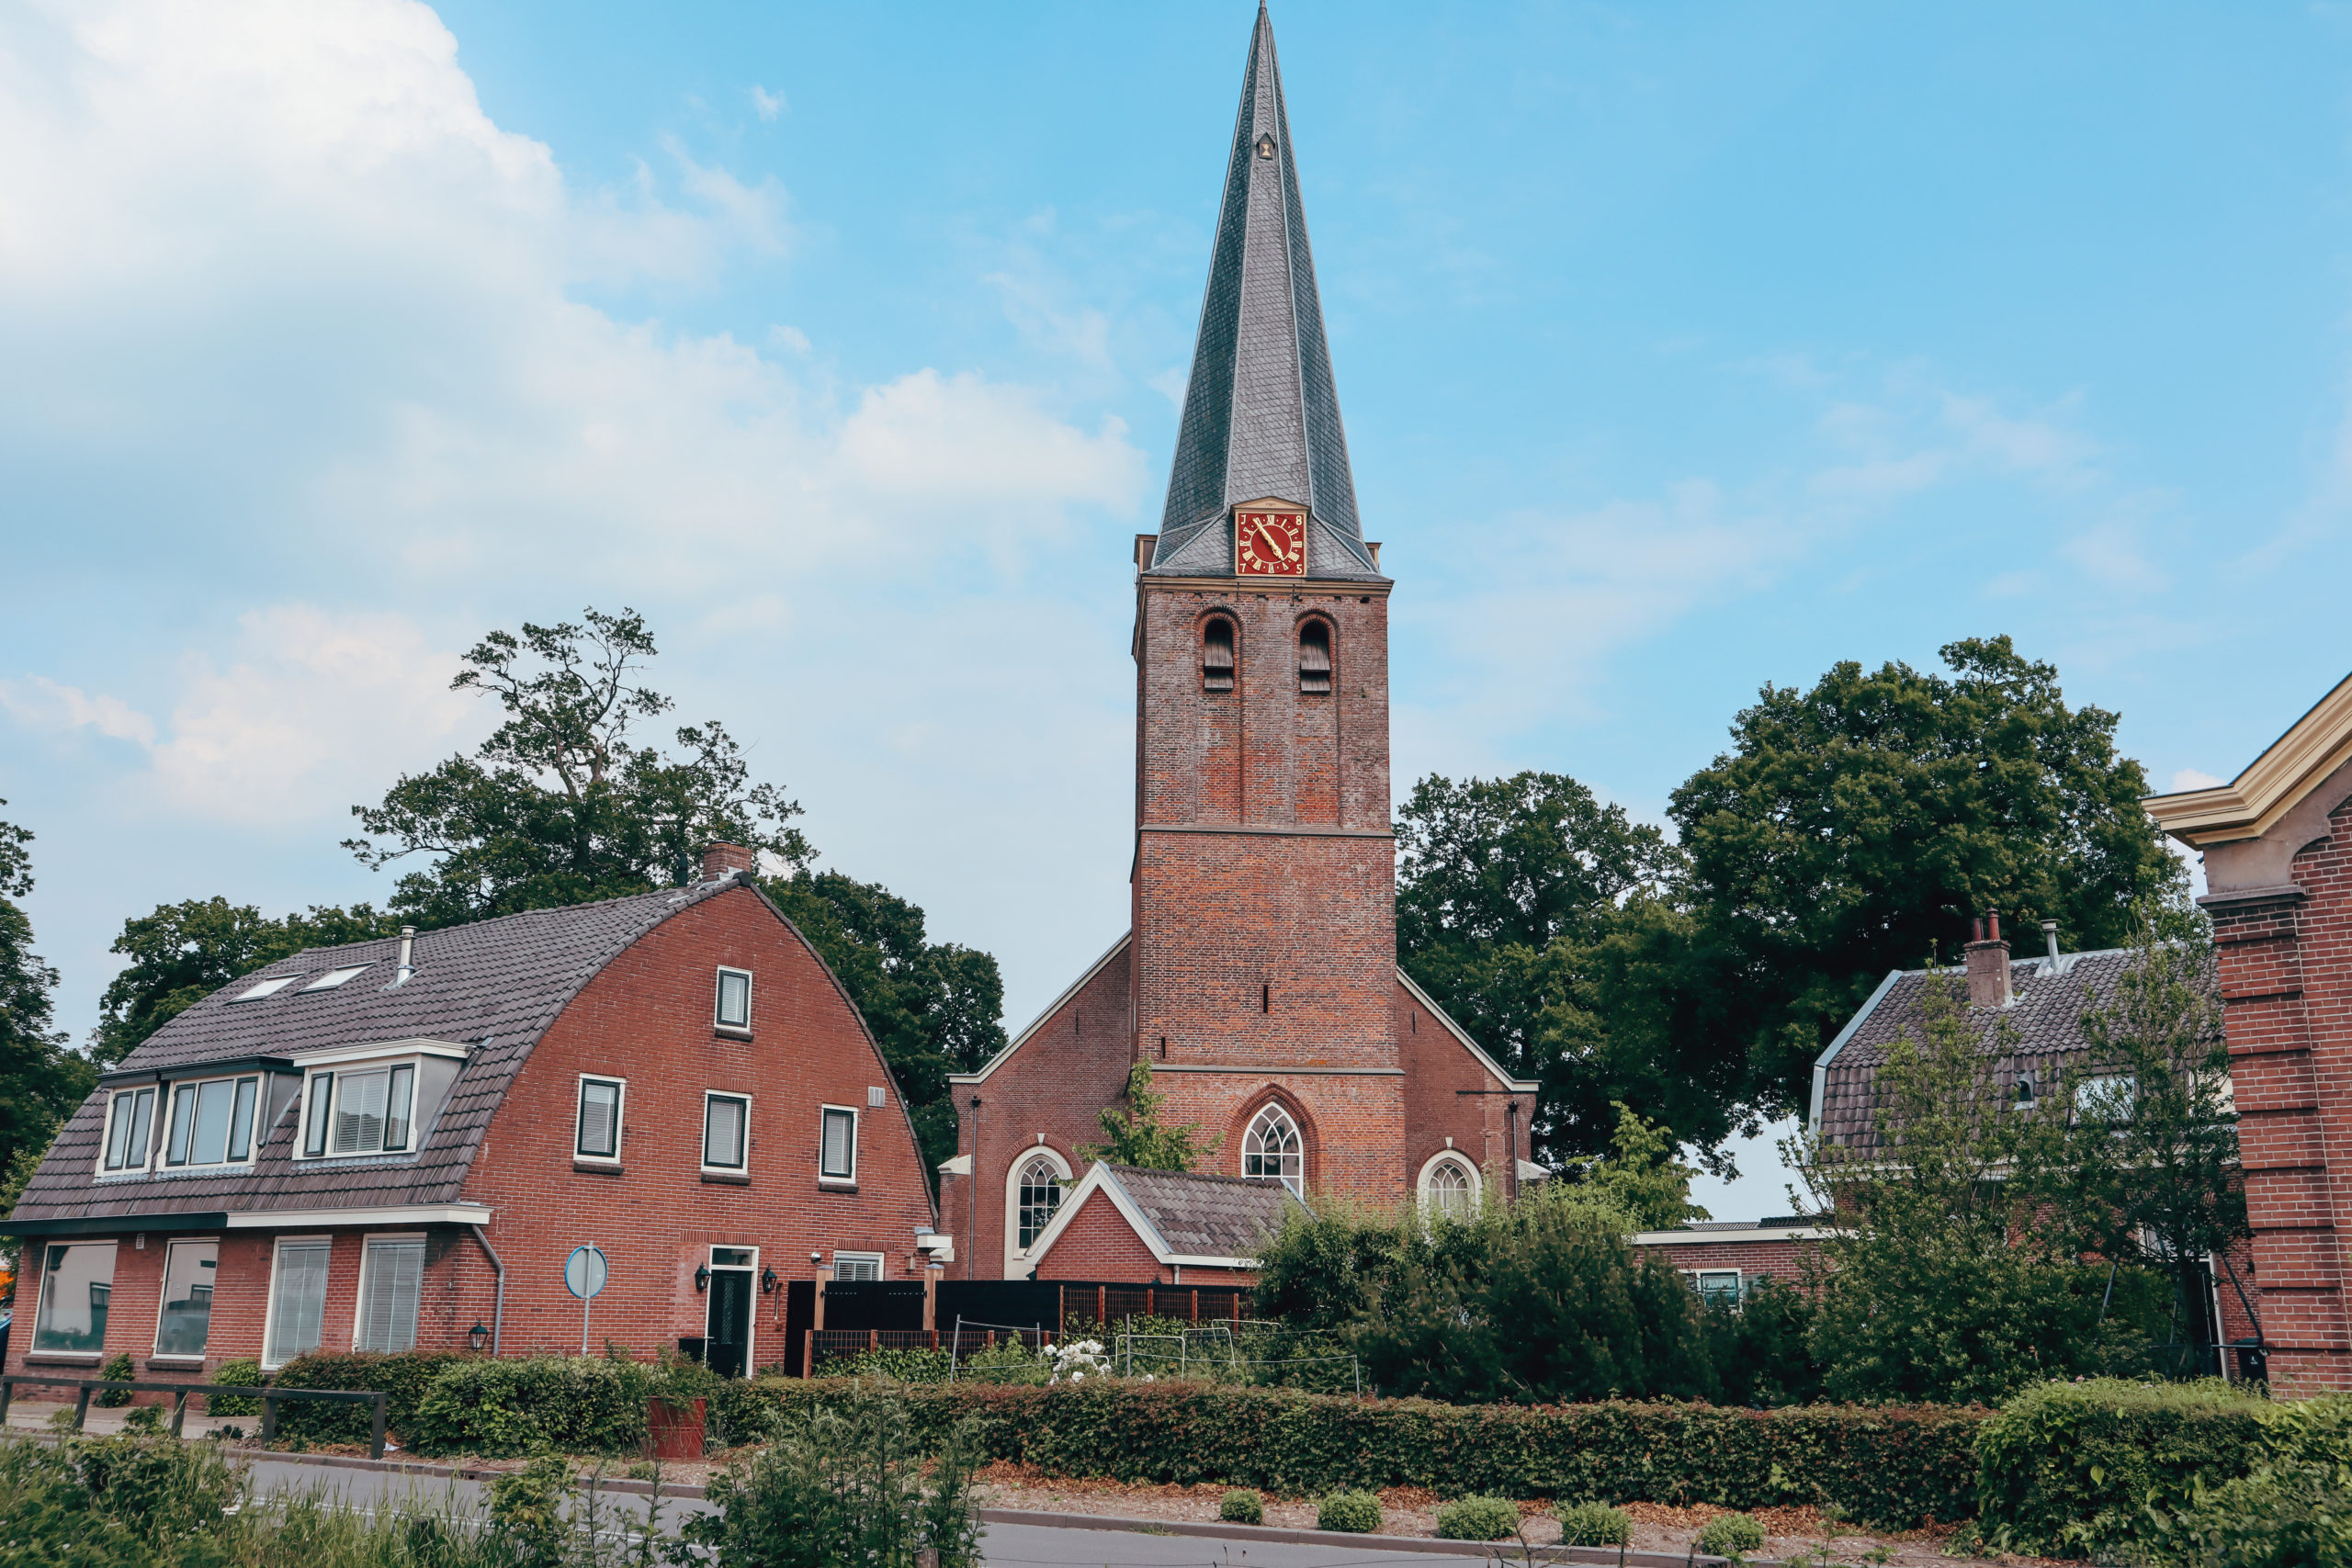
[0,675,157,745]
[749,85,787,122]
[2171,767,2226,792]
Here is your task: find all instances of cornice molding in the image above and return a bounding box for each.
[2145,671,2352,846]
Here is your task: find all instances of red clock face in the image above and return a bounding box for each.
[1235,509,1307,576]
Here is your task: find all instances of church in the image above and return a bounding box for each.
[937,6,1538,1283]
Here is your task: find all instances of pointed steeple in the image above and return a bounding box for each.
[1148,5,1380,581]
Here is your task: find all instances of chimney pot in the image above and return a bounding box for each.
[2042,919,2062,966]
[395,926,415,987]
[701,842,757,880]
[1964,910,2011,1009]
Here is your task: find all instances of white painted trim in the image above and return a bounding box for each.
[574,1074,627,1164]
[289,1039,470,1068]
[704,1245,759,1372]
[259,1235,334,1371]
[151,1236,220,1359]
[350,1233,428,1354]
[155,1071,265,1173]
[94,1085,159,1178]
[818,1104,859,1183]
[1022,1162,1264,1270]
[292,1056,427,1161]
[225,1204,492,1229]
[1414,1148,1481,1214]
[1396,968,1538,1092]
[1003,1145,1074,1277]
[1632,1225,1837,1246]
[949,933,1131,1087]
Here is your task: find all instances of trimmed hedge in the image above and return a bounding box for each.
[1435,1496,1520,1540]
[754,1379,1985,1527]
[268,1350,479,1444]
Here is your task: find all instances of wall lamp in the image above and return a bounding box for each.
[760,1266,778,1294]
[694,1263,710,1292]
[468,1321,489,1353]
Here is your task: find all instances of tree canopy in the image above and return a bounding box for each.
[1076,1063,1219,1171]
[0,802,85,1208]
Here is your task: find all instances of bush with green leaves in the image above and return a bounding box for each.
[1554,1499,1633,1546]
[1703,1275,1822,1406]
[820,1345,954,1383]
[270,1348,478,1444]
[682,1389,983,1568]
[1435,1495,1520,1540]
[411,1354,659,1457]
[94,1351,134,1407]
[1219,1487,1263,1524]
[1697,1511,1766,1556]
[1317,1490,1382,1533]
[2146,1393,2352,1567]
[1973,1378,2274,1558]
[206,1357,265,1418]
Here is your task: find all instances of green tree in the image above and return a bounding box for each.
[1796,968,2164,1403]
[1672,635,2182,1116]
[1576,1100,1710,1231]
[345,607,813,925]
[764,870,1006,1179]
[1396,772,1738,1161]
[92,897,399,1066]
[1075,1063,1218,1171]
[0,803,91,1240]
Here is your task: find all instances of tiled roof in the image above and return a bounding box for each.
[11,875,749,1227]
[1813,945,2220,1153]
[1148,6,1382,583]
[1107,1164,1301,1260]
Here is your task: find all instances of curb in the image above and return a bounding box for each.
[976,1507,1747,1565]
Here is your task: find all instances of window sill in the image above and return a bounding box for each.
[146,1356,207,1370]
[24,1352,105,1365]
[712,1026,754,1043]
[818,1179,858,1193]
[700,1171,752,1186]
[573,1160,624,1176]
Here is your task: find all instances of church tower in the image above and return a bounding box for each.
[1128,3,1402,1201]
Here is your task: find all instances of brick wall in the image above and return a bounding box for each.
[1635,1235,1817,1284]
[1028,1188,1256,1286]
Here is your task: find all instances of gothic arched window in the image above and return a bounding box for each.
[1297,620,1331,694]
[1017,1156,1064,1248]
[1419,1156,1476,1219]
[1203,616,1236,692]
[1243,1104,1304,1196]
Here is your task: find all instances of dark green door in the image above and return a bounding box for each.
[707,1269,752,1377]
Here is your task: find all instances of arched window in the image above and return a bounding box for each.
[1203,616,1236,692]
[1017,1156,1064,1248]
[1419,1155,1477,1219]
[1243,1104,1304,1196]
[1297,620,1331,694]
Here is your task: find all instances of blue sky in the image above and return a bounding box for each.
[7,1,2352,1216]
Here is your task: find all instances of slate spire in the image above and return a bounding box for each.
[1148,5,1380,581]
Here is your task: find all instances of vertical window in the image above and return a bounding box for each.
[164,1084,196,1166]
[266,1239,332,1368]
[1017,1156,1063,1248]
[355,1237,424,1354]
[1421,1156,1476,1219]
[161,1076,258,1168]
[820,1106,857,1181]
[1298,620,1332,694]
[385,1066,414,1151]
[228,1077,257,1161]
[1693,1269,1743,1308]
[333,1069,389,1154]
[576,1077,625,1162]
[704,1092,750,1171]
[103,1088,155,1173]
[303,1074,333,1156]
[833,1252,883,1282]
[1243,1104,1304,1196]
[154,1241,218,1357]
[32,1242,117,1353]
[715,967,752,1030]
[1202,616,1236,692]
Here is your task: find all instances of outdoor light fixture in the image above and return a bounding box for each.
[468,1321,489,1352]
[694,1263,710,1292]
[808,1251,822,1265]
[760,1266,778,1294]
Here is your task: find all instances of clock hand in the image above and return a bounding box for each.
[1254,520,1283,557]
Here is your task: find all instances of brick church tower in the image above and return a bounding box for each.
[944,5,1533,1281]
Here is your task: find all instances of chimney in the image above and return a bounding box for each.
[2041,919,2062,968]
[702,842,757,881]
[1964,911,2011,1010]
[395,926,415,987]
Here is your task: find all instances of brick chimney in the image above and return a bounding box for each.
[701,842,757,880]
[1964,912,2012,1010]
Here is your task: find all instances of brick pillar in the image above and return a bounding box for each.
[2209,883,2352,1392]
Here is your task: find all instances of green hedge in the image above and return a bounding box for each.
[268,1350,479,1444]
[755,1379,1985,1527]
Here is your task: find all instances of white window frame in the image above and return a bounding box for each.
[293,1055,426,1161]
[30,1240,118,1359]
[819,1104,859,1184]
[159,1072,264,1171]
[832,1251,884,1282]
[300,964,371,992]
[152,1238,220,1360]
[702,1090,752,1174]
[1690,1269,1744,1307]
[714,966,753,1032]
[704,1245,759,1372]
[231,974,302,1003]
[96,1086,159,1177]
[350,1232,427,1355]
[574,1075,627,1165]
[1415,1149,1481,1218]
[1004,1145,1073,1275]
[1242,1103,1306,1197]
[260,1235,334,1371]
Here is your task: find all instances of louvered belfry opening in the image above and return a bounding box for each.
[1203,615,1237,692]
[1297,619,1332,693]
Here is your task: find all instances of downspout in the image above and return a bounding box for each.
[469,1225,504,1356]
[967,1096,981,1280]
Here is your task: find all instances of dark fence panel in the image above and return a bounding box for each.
[935,1280,1061,1336]
[820,1280,926,1332]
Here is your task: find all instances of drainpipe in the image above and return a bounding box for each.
[966,1096,981,1280]
[1506,1100,1521,1202]
[469,1225,504,1356]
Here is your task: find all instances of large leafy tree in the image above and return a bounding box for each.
[1395,772,1737,1162]
[1671,635,2180,1116]
[345,608,812,925]
[0,804,92,1251]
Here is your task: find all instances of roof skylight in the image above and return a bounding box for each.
[231,976,301,1003]
[301,965,371,992]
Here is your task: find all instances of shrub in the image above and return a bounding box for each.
[1219,1487,1263,1524]
[1697,1511,1767,1556]
[1317,1490,1382,1533]
[821,1346,953,1383]
[2158,1393,2352,1568]
[1555,1499,1633,1545]
[1703,1276,1823,1406]
[270,1348,478,1444]
[1434,1495,1520,1540]
[206,1358,264,1417]
[1973,1378,2273,1557]
[94,1352,134,1407]
[412,1355,657,1457]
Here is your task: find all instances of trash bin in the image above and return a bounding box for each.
[2232,1339,2268,1384]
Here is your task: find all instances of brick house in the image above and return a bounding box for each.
[1630,1219,1835,1306]
[1021,1165,1300,1286]
[2147,671,2352,1393]
[1,846,940,1386]
[937,6,1536,1281]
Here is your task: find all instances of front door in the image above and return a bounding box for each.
[706,1247,755,1377]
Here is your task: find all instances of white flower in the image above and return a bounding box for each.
[1071,1371,1084,1382]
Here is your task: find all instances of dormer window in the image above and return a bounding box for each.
[1298,620,1332,694]
[1203,616,1236,692]
[100,1088,156,1173]
[292,1043,464,1160]
[163,1075,260,1168]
